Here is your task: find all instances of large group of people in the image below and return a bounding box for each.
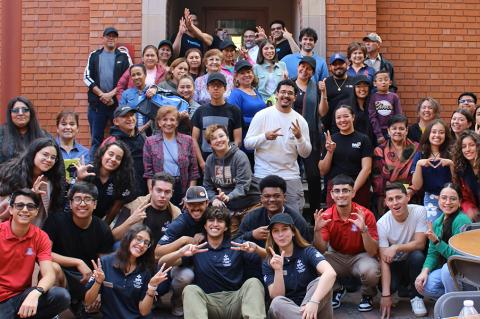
[0,7,479,319]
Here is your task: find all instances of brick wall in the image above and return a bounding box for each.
[21,0,142,145]
[325,0,377,54]
[376,0,480,120]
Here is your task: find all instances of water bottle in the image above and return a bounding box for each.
[459,300,479,318]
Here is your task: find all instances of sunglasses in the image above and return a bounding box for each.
[11,107,30,114]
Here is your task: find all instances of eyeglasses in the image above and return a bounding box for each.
[459,99,475,104]
[331,188,352,195]
[12,202,38,211]
[39,152,58,162]
[72,196,94,205]
[11,107,30,114]
[133,236,151,248]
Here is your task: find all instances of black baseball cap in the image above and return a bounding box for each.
[299,56,316,70]
[207,72,227,86]
[103,27,119,37]
[268,213,294,230]
[353,75,371,86]
[184,186,209,203]
[219,39,237,51]
[234,60,252,73]
[113,105,136,118]
[158,39,173,50]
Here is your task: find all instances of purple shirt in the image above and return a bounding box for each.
[368,91,402,139]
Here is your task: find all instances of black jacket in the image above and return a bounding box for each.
[83,47,131,106]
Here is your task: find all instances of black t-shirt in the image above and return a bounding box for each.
[276,39,292,60]
[191,103,243,157]
[293,87,305,114]
[322,76,357,131]
[321,131,373,179]
[89,176,133,218]
[170,33,204,57]
[114,206,173,245]
[43,212,114,270]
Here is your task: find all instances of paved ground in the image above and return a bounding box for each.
[61,291,435,318]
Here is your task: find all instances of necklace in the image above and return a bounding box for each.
[333,77,347,91]
[431,152,440,160]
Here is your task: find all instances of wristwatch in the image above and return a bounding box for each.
[361,225,369,233]
[33,286,45,295]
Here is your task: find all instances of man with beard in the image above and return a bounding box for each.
[268,20,300,60]
[245,79,311,215]
[242,28,260,64]
[281,28,329,82]
[83,27,131,159]
[313,174,379,313]
[319,53,357,132]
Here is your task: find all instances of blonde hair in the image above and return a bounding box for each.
[156,106,179,123]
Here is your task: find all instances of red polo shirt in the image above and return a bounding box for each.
[0,221,52,302]
[320,202,378,255]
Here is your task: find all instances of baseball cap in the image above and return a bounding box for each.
[299,56,316,70]
[219,39,237,51]
[268,213,294,230]
[234,60,252,73]
[113,105,136,118]
[363,32,382,43]
[207,72,227,86]
[353,75,371,86]
[103,27,119,37]
[158,39,173,50]
[184,186,209,203]
[329,52,348,65]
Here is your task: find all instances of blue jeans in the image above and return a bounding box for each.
[0,287,70,319]
[87,103,114,160]
[423,263,457,300]
[389,250,425,299]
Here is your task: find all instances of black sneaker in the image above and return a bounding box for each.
[358,295,374,312]
[332,286,347,309]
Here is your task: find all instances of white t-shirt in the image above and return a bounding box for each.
[377,204,427,261]
[244,106,311,180]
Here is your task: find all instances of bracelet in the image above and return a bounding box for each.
[146,291,156,298]
[308,300,320,304]
[148,284,158,291]
[381,294,391,298]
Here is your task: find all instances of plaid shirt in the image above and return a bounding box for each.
[143,132,199,194]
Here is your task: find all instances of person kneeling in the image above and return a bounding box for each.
[159,206,267,319]
[264,214,336,319]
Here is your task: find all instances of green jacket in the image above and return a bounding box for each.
[423,211,471,271]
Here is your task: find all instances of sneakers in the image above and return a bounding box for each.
[358,295,374,312]
[171,294,184,317]
[332,286,347,309]
[410,296,428,317]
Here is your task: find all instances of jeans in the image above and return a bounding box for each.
[422,263,457,300]
[0,287,70,319]
[87,103,114,160]
[389,250,425,299]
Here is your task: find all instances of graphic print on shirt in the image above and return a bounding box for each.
[25,247,34,256]
[375,100,393,116]
[296,259,306,273]
[222,254,232,267]
[133,274,143,289]
[214,165,233,185]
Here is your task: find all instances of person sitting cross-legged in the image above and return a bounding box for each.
[159,206,267,319]
[313,174,380,312]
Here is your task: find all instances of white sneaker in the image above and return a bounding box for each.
[410,296,428,317]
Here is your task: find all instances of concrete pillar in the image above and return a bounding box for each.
[299,0,327,58]
[142,0,168,49]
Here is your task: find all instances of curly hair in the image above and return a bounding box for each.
[115,224,155,274]
[0,137,65,212]
[1,96,46,162]
[419,119,452,159]
[452,130,480,182]
[92,140,134,197]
